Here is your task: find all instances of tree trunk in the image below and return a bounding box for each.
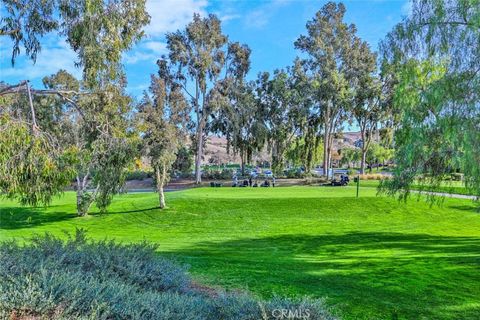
[360,148,366,175]
[240,148,245,175]
[156,167,166,209]
[194,115,206,185]
[323,128,329,179]
[76,189,86,217]
[76,187,96,217]
[75,175,93,217]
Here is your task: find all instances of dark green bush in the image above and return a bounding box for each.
[202,168,235,180]
[125,170,152,181]
[0,230,336,320]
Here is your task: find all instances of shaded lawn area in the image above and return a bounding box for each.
[1,186,479,319]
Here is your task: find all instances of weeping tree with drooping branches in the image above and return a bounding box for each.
[0,0,150,213]
[379,0,480,201]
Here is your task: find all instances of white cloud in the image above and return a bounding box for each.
[218,13,241,23]
[144,41,167,53]
[123,40,167,64]
[244,0,289,29]
[121,0,207,65]
[145,0,208,37]
[0,38,80,81]
[245,9,269,28]
[1,0,207,80]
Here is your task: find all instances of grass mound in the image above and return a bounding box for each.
[0,230,335,320]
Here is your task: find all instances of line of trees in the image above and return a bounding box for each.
[1,0,478,212]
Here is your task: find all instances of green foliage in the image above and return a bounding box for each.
[125,170,152,181]
[212,80,268,173]
[295,2,373,178]
[2,0,150,87]
[0,230,335,319]
[162,13,251,183]
[0,0,58,64]
[202,168,236,180]
[380,0,480,200]
[286,137,323,172]
[138,71,189,208]
[60,0,150,87]
[91,136,137,212]
[0,115,76,206]
[173,146,193,174]
[255,68,306,174]
[339,147,360,168]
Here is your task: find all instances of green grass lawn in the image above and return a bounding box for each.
[359,179,475,196]
[1,186,479,319]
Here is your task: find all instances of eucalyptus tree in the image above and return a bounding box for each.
[348,40,386,174]
[295,2,364,179]
[211,81,267,175]
[256,68,305,174]
[1,0,57,64]
[1,0,149,76]
[161,14,251,184]
[138,65,190,209]
[380,0,480,200]
[39,71,138,216]
[0,0,150,210]
[0,80,76,206]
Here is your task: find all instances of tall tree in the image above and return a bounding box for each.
[380,0,480,200]
[256,69,304,175]
[138,67,189,209]
[348,40,385,174]
[0,0,149,209]
[295,2,363,179]
[211,81,267,175]
[0,81,76,206]
[40,71,137,216]
[161,14,250,184]
[1,0,150,82]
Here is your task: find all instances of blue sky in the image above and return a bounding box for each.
[0,0,410,98]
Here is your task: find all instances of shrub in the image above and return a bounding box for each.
[0,231,336,320]
[202,168,235,180]
[347,169,357,176]
[451,173,464,181]
[125,170,152,181]
[358,174,390,180]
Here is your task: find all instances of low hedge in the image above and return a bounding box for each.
[0,230,336,320]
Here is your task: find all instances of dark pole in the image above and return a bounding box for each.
[356,175,360,198]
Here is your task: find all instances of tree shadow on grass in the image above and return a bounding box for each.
[168,232,480,320]
[447,204,480,212]
[0,206,75,230]
[106,206,160,214]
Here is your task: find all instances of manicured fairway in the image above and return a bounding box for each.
[1,186,479,319]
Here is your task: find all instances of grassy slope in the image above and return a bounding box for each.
[1,186,479,319]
